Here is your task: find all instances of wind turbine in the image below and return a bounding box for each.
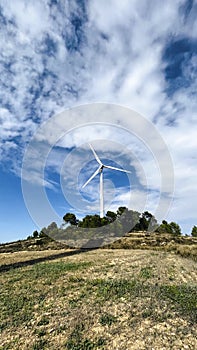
[82,144,131,218]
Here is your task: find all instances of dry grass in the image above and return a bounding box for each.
[105,234,197,262]
[166,244,197,261]
[0,249,196,349]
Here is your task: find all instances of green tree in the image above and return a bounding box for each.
[63,213,78,226]
[40,222,59,237]
[47,222,58,231]
[32,230,39,238]
[78,214,102,228]
[191,225,197,237]
[106,210,117,222]
[117,208,140,233]
[169,222,181,235]
[148,215,158,232]
[117,206,127,216]
[134,211,154,231]
[157,220,171,234]
[39,229,48,238]
[101,217,110,226]
[157,220,181,235]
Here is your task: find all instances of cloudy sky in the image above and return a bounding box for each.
[0,0,197,242]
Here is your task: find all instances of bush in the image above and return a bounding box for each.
[191,225,197,237]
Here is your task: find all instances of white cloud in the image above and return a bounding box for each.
[0,0,196,233]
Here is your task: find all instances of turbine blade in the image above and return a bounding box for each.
[104,165,131,174]
[82,167,101,188]
[89,144,102,165]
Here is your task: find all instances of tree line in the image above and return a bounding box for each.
[29,207,197,240]
[62,207,182,235]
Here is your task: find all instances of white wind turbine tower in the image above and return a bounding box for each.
[82,144,131,218]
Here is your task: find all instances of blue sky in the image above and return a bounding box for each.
[0,0,197,242]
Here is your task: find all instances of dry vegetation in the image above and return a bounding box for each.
[0,247,196,350]
[105,233,197,262]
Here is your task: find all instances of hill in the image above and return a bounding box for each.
[0,247,196,349]
[0,235,65,254]
[0,232,197,261]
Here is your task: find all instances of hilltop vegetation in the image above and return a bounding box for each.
[0,207,197,260]
[14,207,196,249]
[62,207,182,234]
[30,207,184,249]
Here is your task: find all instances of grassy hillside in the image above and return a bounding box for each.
[0,248,196,349]
[0,236,65,253]
[0,232,196,261]
[106,232,197,262]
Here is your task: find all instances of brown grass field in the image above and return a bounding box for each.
[0,247,196,350]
